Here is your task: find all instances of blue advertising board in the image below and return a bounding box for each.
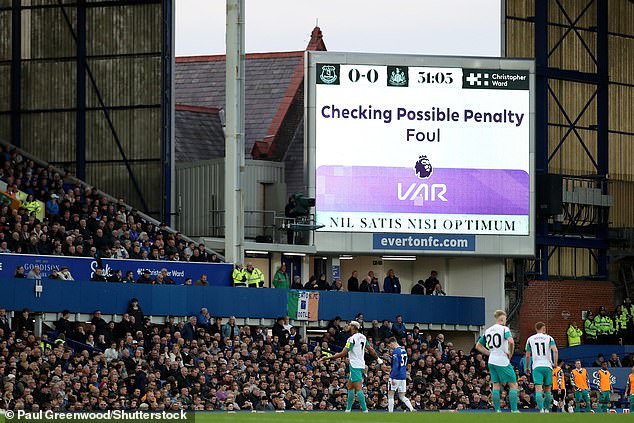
[587,367,632,392]
[0,253,232,286]
[373,233,476,252]
[0,278,485,325]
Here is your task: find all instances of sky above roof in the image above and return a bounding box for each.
[176,0,502,57]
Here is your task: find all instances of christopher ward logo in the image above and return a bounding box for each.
[317,63,340,85]
[462,68,529,90]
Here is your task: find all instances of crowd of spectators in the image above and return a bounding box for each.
[0,145,220,264]
[1,306,634,413]
[0,305,503,412]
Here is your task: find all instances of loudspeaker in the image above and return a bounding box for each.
[537,173,563,216]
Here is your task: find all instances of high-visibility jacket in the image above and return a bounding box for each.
[585,319,597,338]
[598,369,611,392]
[232,268,247,287]
[615,312,628,332]
[552,367,565,390]
[247,268,264,288]
[23,200,41,216]
[567,325,583,347]
[594,315,611,335]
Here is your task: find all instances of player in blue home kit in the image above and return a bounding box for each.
[387,337,415,412]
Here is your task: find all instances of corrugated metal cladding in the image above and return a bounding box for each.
[548,246,598,279]
[506,0,634,277]
[85,162,161,213]
[610,181,634,229]
[176,160,286,239]
[0,2,12,141]
[2,0,165,217]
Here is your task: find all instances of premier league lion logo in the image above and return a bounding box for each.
[414,155,433,179]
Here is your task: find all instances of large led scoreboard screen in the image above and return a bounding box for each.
[309,53,534,240]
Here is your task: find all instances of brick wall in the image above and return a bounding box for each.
[518,280,615,348]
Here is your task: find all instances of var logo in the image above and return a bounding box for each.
[397,183,447,203]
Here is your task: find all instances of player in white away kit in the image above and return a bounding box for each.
[475,310,519,412]
[525,322,558,413]
[319,321,381,412]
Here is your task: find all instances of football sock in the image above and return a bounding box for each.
[536,391,544,411]
[544,392,553,411]
[357,390,367,411]
[509,389,519,412]
[492,389,501,411]
[346,389,355,411]
[399,393,414,411]
[388,394,394,412]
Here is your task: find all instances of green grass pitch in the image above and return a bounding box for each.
[2,411,631,423]
[199,411,630,423]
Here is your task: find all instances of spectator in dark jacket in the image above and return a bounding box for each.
[359,276,371,292]
[317,274,329,290]
[411,279,426,295]
[369,277,381,293]
[136,270,153,284]
[13,308,35,332]
[378,320,392,341]
[391,315,407,339]
[0,307,10,334]
[54,310,72,337]
[366,320,381,343]
[180,316,198,341]
[383,269,401,294]
[14,266,26,278]
[424,270,440,295]
[133,364,149,395]
[91,310,108,337]
[347,271,359,292]
[304,276,319,290]
[126,298,144,329]
[90,268,107,282]
[272,317,290,346]
[107,269,123,282]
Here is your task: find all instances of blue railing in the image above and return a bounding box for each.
[0,279,485,326]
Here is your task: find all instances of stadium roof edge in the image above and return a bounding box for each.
[176,50,305,63]
[175,104,221,114]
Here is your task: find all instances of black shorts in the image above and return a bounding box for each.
[553,389,566,403]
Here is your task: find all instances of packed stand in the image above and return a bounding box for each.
[0,305,504,412]
[0,146,221,267]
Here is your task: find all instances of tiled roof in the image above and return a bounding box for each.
[175,26,327,161]
[175,52,303,158]
[174,105,224,161]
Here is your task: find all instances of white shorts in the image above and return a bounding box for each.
[388,379,406,393]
